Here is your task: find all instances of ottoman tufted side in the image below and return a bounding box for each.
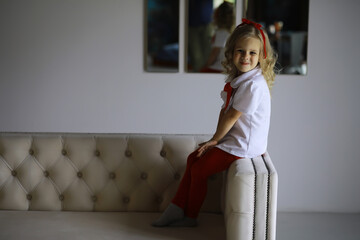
[224,152,278,240]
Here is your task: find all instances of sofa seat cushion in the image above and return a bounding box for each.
[0,211,225,240]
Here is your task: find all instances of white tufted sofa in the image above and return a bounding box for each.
[0,133,278,240]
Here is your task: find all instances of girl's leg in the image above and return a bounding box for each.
[171,150,199,209]
[153,148,240,227]
[152,150,198,227]
[184,147,240,219]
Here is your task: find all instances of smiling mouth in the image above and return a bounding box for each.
[240,62,250,65]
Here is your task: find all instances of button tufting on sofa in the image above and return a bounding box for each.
[123,197,130,204]
[44,171,49,177]
[11,170,17,177]
[92,196,97,202]
[160,150,166,157]
[59,195,64,201]
[109,172,116,179]
[29,149,34,155]
[77,172,83,178]
[140,172,148,180]
[94,150,100,157]
[125,150,132,157]
[174,173,181,180]
[62,149,67,156]
[26,194,32,201]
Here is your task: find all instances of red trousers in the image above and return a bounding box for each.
[172,147,241,218]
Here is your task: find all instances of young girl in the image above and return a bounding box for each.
[152,18,277,227]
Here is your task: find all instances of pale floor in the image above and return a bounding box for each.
[0,211,359,239]
[277,212,360,240]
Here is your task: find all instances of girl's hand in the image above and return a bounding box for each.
[196,139,218,157]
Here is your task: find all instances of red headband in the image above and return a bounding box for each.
[239,18,267,59]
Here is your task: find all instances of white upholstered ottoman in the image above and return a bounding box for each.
[0,133,277,240]
[224,152,278,240]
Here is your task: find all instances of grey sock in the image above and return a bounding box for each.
[152,203,184,227]
[169,217,198,227]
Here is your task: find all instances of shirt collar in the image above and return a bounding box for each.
[230,67,262,88]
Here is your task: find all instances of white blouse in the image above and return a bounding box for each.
[217,67,271,158]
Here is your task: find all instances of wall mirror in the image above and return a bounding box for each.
[186,0,236,73]
[243,0,309,75]
[145,0,179,72]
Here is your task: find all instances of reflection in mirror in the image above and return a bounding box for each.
[244,0,309,75]
[187,0,236,73]
[145,0,179,72]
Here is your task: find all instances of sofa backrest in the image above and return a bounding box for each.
[0,133,223,213]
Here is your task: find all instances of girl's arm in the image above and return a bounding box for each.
[216,107,225,131]
[197,107,242,157]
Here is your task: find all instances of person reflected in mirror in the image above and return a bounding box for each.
[200,1,235,73]
[152,19,277,228]
[187,0,213,72]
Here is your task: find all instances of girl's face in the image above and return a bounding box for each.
[233,37,261,73]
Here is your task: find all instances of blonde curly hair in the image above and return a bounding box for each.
[222,23,277,91]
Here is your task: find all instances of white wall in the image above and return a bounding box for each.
[1,0,359,212]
